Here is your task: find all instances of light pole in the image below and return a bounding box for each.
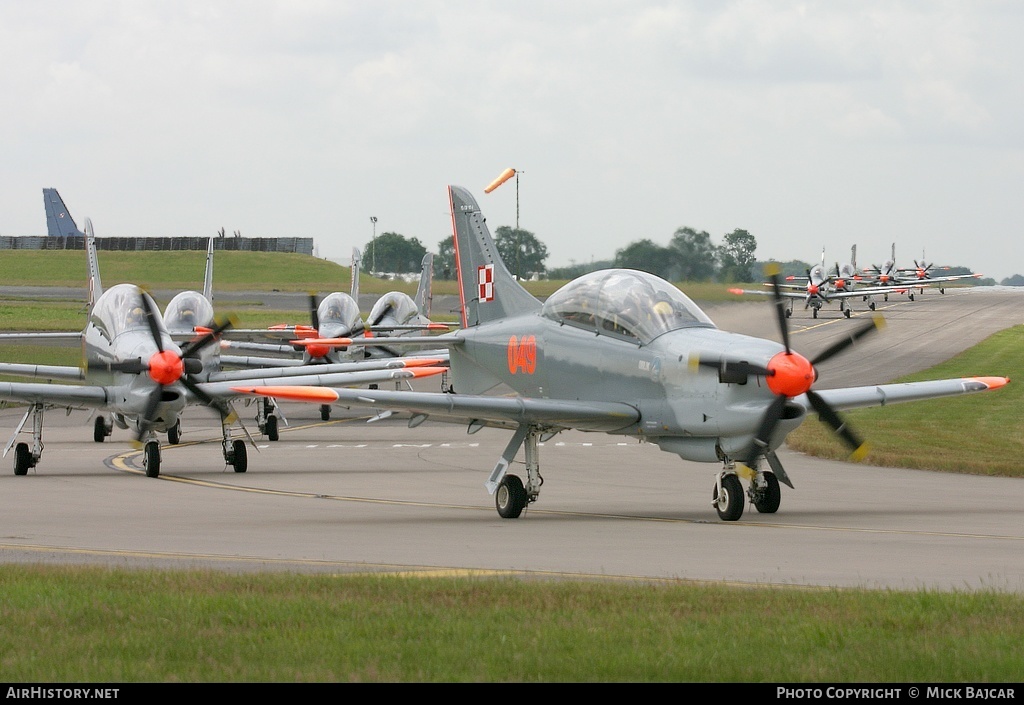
[370,216,377,274]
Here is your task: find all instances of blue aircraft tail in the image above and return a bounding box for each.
[43,188,85,238]
[447,185,541,328]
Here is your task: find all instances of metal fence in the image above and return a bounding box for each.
[0,236,314,255]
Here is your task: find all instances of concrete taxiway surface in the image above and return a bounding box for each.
[0,285,1021,591]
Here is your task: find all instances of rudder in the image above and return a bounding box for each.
[447,185,540,328]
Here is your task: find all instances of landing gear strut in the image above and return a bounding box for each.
[9,404,44,476]
[487,425,543,519]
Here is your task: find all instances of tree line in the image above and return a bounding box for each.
[364,225,759,283]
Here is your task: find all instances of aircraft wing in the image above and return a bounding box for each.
[205,357,448,384]
[0,381,108,408]
[198,365,449,403]
[0,332,84,342]
[796,376,1008,412]
[0,363,85,381]
[228,386,641,434]
[896,273,983,285]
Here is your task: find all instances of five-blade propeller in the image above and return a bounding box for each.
[87,288,234,443]
[695,264,885,469]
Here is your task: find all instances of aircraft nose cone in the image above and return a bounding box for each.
[765,351,815,397]
[148,350,184,385]
[808,284,819,295]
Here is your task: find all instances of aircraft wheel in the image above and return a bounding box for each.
[167,419,181,445]
[869,302,876,311]
[753,473,781,514]
[14,442,31,476]
[785,309,792,318]
[266,415,279,442]
[231,440,248,473]
[495,474,528,519]
[844,308,851,318]
[713,474,744,521]
[812,308,818,319]
[93,416,108,443]
[144,442,160,478]
[909,293,915,301]
[320,404,331,421]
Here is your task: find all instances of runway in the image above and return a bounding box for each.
[1,285,1022,592]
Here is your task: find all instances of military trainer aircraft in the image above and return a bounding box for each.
[0,216,447,477]
[731,248,893,318]
[232,185,1008,522]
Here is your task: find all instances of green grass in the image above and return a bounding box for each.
[0,566,1021,682]
[787,325,1023,475]
[0,250,751,301]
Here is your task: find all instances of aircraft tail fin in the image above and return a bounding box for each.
[447,185,541,327]
[350,247,361,302]
[203,237,215,302]
[414,252,433,319]
[84,218,103,311]
[43,188,85,238]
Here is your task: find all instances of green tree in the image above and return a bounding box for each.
[614,239,672,276]
[494,226,548,279]
[667,227,717,282]
[436,235,456,280]
[362,232,427,274]
[718,229,758,282]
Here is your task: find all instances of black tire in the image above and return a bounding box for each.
[812,308,818,319]
[495,475,528,519]
[713,474,744,521]
[320,405,331,421]
[144,442,160,478]
[231,440,247,473]
[266,415,279,442]
[785,309,792,318]
[909,293,915,301]
[753,473,781,514]
[93,416,108,443]
[167,419,181,445]
[14,442,31,476]
[844,308,851,318]
[869,302,876,311]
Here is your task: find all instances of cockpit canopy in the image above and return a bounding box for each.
[541,269,715,344]
[163,291,215,332]
[92,283,170,339]
[317,292,362,332]
[368,291,419,326]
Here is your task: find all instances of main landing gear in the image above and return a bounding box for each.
[712,455,790,521]
[221,416,248,473]
[254,397,281,441]
[487,425,544,519]
[9,404,45,476]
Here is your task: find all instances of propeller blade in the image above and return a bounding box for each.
[691,356,773,379]
[180,315,235,358]
[809,315,885,367]
[137,289,164,353]
[805,390,869,460]
[765,265,791,353]
[180,375,215,406]
[744,394,787,468]
[309,294,320,331]
[87,358,147,375]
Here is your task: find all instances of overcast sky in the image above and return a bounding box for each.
[2,1,1022,281]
